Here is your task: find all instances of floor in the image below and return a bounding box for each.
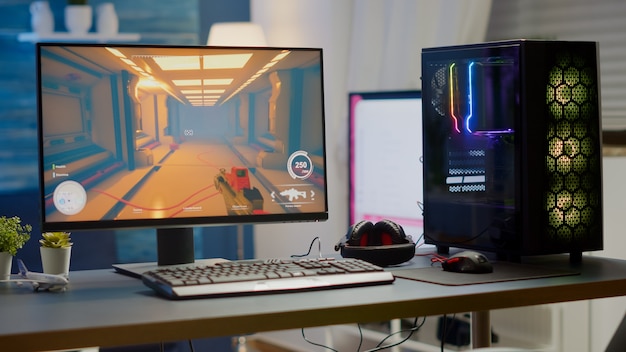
[244,339,294,352]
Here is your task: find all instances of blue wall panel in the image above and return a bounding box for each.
[0,0,252,273]
[0,0,201,195]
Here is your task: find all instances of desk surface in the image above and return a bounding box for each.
[2,254,626,351]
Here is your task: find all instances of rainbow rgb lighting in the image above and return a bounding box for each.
[448,62,476,134]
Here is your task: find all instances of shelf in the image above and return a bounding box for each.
[17,32,141,43]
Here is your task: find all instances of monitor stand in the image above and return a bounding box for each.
[113,227,228,278]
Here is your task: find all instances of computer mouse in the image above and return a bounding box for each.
[441,251,493,274]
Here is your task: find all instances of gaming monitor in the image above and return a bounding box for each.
[348,91,424,242]
[36,43,328,267]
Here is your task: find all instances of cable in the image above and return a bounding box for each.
[429,252,449,266]
[363,317,426,352]
[301,328,339,352]
[440,315,446,352]
[413,233,425,248]
[439,313,456,352]
[301,317,425,352]
[291,236,322,258]
[423,224,490,247]
[188,339,195,352]
[356,323,364,352]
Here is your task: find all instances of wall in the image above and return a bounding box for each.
[0,0,199,191]
[0,0,253,272]
[589,157,626,350]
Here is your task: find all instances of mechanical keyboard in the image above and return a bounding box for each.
[141,257,395,299]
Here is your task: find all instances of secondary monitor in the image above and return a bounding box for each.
[348,91,424,242]
[37,43,328,267]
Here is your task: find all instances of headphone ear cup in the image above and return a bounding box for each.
[347,220,375,246]
[373,219,408,245]
[339,219,415,267]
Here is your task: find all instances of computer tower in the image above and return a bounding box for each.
[421,40,603,261]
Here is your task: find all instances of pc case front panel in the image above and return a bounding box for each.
[523,41,603,255]
[422,40,602,258]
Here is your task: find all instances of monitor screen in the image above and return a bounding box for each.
[37,43,328,265]
[348,91,424,242]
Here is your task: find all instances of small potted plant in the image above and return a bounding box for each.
[40,231,73,276]
[65,0,92,35]
[0,216,32,280]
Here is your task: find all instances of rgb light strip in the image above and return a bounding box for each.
[448,61,475,134]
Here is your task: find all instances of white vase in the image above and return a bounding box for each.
[40,247,72,276]
[96,3,119,36]
[30,1,54,34]
[0,252,12,280]
[65,5,92,35]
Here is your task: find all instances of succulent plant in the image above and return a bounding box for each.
[0,216,32,256]
[40,232,73,248]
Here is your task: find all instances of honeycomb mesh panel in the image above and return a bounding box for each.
[545,51,600,242]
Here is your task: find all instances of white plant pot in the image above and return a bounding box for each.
[96,3,119,36]
[30,1,54,34]
[65,5,92,35]
[0,251,12,280]
[40,247,72,276]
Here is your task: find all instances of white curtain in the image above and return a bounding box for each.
[251,0,492,258]
[487,0,626,130]
[347,0,492,91]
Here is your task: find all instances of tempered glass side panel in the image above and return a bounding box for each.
[422,45,520,250]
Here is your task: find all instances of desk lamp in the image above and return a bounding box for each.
[207,22,268,47]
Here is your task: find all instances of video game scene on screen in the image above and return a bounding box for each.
[39,45,326,224]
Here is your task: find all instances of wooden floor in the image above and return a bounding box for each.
[240,338,295,352]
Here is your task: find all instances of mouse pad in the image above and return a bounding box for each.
[392,262,579,286]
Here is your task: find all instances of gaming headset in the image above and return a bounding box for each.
[335,219,415,267]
